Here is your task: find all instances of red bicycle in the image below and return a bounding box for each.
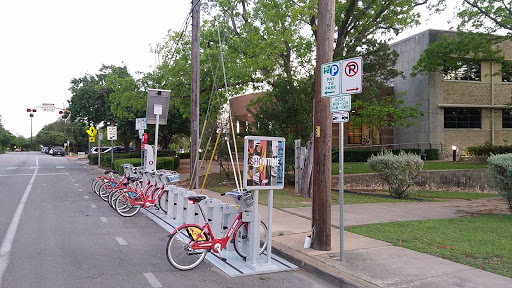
[114,170,178,217]
[165,191,268,270]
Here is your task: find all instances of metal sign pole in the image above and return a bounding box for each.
[339,122,344,261]
[111,139,114,168]
[154,104,162,169]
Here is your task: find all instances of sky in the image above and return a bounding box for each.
[0,1,458,139]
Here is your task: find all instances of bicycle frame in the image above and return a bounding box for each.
[172,211,244,254]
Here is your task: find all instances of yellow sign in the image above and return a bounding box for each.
[89,136,95,142]
[86,126,97,136]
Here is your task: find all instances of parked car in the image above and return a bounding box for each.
[52,146,65,156]
[90,147,112,154]
[41,147,48,153]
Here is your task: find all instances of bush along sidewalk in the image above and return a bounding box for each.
[487,153,512,212]
[366,150,424,199]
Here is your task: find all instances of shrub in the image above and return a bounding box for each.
[487,154,512,212]
[424,149,440,160]
[366,150,424,199]
[465,142,512,156]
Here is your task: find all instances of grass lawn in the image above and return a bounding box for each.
[202,172,497,208]
[346,215,512,278]
[335,161,489,175]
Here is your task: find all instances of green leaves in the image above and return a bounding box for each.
[412,32,505,76]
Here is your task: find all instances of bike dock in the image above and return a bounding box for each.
[142,184,298,277]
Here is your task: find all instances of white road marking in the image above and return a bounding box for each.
[100,217,108,223]
[6,167,17,170]
[0,168,38,287]
[78,189,83,192]
[74,184,78,186]
[91,204,97,209]
[143,273,163,288]
[115,237,128,246]
[84,196,89,199]
[0,172,68,177]
[30,166,38,169]
[56,166,65,169]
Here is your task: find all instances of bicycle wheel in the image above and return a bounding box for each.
[99,181,116,201]
[109,187,125,209]
[166,225,209,270]
[91,177,101,194]
[115,190,142,217]
[158,190,168,213]
[233,221,268,260]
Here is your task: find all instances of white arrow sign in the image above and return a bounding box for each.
[107,126,117,140]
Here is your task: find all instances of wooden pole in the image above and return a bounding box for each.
[312,0,335,251]
[190,0,200,188]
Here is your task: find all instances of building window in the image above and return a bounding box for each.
[444,108,481,128]
[503,109,512,128]
[347,123,362,144]
[443,61,481,81]
[502,62,512,82]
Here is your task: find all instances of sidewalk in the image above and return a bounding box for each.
[196,187,512,288]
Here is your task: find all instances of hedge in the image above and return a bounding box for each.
[424,149,440,160]
[333,148,423,163]
[465,143,512,157]
[90,154,179,173]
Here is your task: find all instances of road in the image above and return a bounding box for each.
[0,152,336,288]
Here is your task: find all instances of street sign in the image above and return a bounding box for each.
[107,126,117,140]
[321,61,342,97]
[330,95,351,112]
[89,136,95,142]
[332,111,349,123]
[86,126,97,136]
[42,103,55,112]
[341,57,362,94]
[135,118,147,130]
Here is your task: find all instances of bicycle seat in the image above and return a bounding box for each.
[188,195,207,204]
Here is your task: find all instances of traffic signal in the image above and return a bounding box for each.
[59,110,63,114]
[27,108,31,112]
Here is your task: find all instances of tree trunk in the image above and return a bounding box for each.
[300,136,314,198]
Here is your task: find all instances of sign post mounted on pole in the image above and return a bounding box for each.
[327,56,362,261]
[146,89,170,170]
[107,126,117,168]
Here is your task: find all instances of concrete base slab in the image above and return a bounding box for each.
[141,207,297,277]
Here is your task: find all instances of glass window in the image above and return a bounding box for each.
[347,123,362,144]
[503,109,512,128]
[444,108,481,128]
[443,61,481,81]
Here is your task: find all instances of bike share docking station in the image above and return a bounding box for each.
[139,135,296,276]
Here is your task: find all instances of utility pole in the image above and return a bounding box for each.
[190,0,200,188]
[312,0,335,251]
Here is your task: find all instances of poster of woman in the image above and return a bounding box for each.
[243,136,285,190]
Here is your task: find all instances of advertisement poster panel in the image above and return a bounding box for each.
[243,136,285,190]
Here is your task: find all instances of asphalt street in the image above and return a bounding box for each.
[0,152,335,288]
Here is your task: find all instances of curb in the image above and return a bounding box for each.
[271,242,378,288]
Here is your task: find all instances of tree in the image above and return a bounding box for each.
[68,69,115,127]
[0,115,14,153]
[412,31,505,76]
[432,0,512,34]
